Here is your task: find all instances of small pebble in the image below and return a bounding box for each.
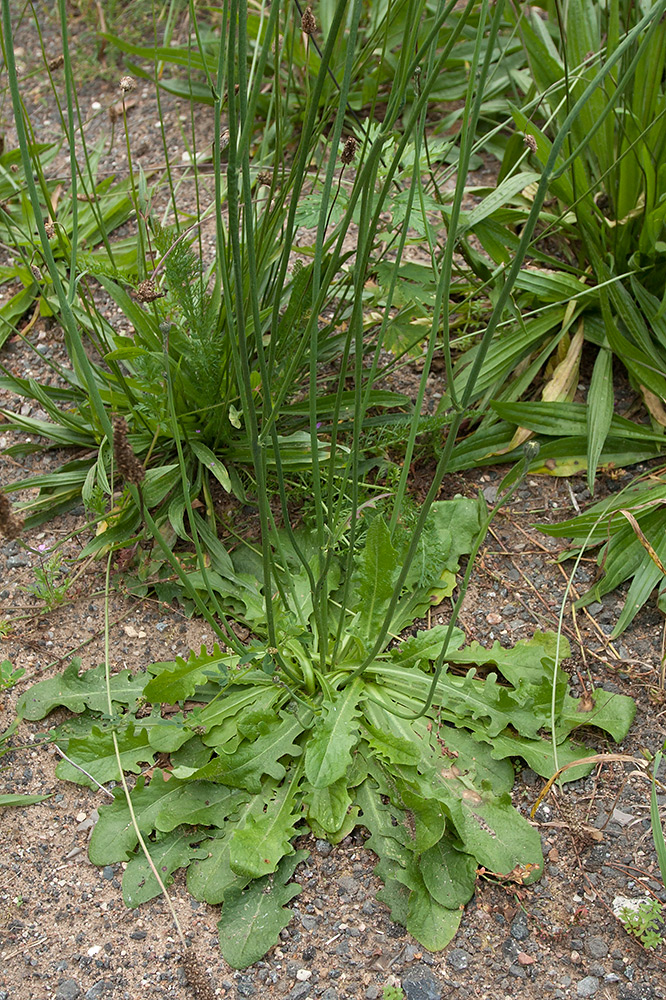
[576,977,600,998]
[584,937,608,959]
[55,981,81,1000]
[510,912,530,941]
[402,963,442,1000]
[447,948,470,972]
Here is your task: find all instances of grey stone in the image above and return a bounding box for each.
[365,989,380,1000]
[361,900,375,916]
[320,991,338,1000]
[577,977,600,998]
[447,948,470,972]
[510,964,527,979]
[287,985,311,1000]
[610,808,635,827]
[56,982,81,1000]
[502,939,519,961]
[315,839,333,857]
[102,866,114,881]
[7,555,29,568]
[236,977,256,997]
[402,964,443,1000]
[85,983,110,1000]
[300,914,318,931]
[584,937,609,960]
[510,912,529,941]
[336,875,360,896]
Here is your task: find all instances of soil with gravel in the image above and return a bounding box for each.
[1,6,666,1000]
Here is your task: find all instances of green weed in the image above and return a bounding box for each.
[618,898,665,950]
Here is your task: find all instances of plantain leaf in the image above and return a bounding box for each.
[0,793,51,807]
[122,828,208,907]
[17,659,145,720]
[305,776,353,834]
[419,838,477,909]
[304,680,363,788]
[406,868,465,951]
[353,516,399,642]
[229,770,303,878]
[89,771,246,864]
[189,438,232,493]
[191,710,304,793]
[218,851,308,970]
[586,347,614,492]
[434,780,543,882]
[143,645,231,705]
[55,724,155,789]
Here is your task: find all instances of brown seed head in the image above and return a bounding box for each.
[341,136,358,166]
[113,415,145,486]
[0,493,24,540]
[136,279,165,303]
[257,170,273,186]
[301,6,316,34]
[523,134,537,153]
[48,55,64,71]
[181,951,216,1000]
[44,220,56,239]
[119,76,136,94]
[30,264,42,282]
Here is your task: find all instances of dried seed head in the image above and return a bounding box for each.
[181,951,216,1000]
[0,493,24,540]
[30,264,42,282]
[220,127,231,151]
[136,278,164,303]
[523,134,537,153]
[301,6,316,34]
[341,136,358,166]
[48,55,64,71]
[113,415,145,486]
[119,76,136,94]
[257,170,272,186]
[44,220,56,239]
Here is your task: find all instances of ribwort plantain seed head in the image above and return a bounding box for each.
[341,136,358,166]
[301,6,316,34]
[136,278,164,303]
[119,76,136,94]
[113,416,145,486]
